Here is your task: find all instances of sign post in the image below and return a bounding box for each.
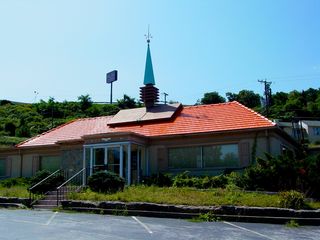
[106,70,118,104]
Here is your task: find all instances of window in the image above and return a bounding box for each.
[313,127,320,136]
[168,144,239,169]
[168,147,201,169]
[203,144,239,168]
[0,159,6,176]
[40,156,61,172]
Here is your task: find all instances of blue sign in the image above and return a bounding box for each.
[106,70,118,83]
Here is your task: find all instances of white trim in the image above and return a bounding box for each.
[137,147,140,183]
[127,143,131,185]
[89,148,93,176]
[120,145,123,178]
[82,148,86,185]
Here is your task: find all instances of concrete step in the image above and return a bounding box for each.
[36,200,57,205]
[44,195,66,200]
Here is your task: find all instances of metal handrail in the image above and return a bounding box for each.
[28,169,63,207]
[56,168,85,206]
[56,168,85,190]
[29,169,61,191]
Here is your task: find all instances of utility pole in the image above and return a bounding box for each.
[162,92,168,104]
[258,79,272,117]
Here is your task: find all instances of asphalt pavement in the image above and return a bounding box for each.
[0,209,319,240]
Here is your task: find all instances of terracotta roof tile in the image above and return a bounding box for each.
[17,101,275,148]
[17,116,113,147]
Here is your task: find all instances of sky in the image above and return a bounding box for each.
[0,0,319,105]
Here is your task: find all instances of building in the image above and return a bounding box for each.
[275,120,320,144]
[0,39,298,184]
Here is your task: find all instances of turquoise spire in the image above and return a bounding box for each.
[143,42,155,85]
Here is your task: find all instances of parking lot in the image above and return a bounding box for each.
[0,209,319,240]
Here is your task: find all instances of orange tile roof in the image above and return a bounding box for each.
[17,102,275,148]
[17,116,114,148]
[112,101,275,136]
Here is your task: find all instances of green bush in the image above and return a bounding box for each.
[88,171,125,193]
[238,152,320,198]
[142,172,173,187]
[0,177,30,188]
[172,171,228,189]
[240,152,299,192]
[279,190,305,210]
[29,170,65,194]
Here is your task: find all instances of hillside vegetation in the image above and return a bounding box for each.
[0,88,320,147]
[0,94,136,148]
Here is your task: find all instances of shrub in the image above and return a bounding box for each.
[88,171,125,193]
[240,152,299,192]
[29,170,65,194]
[172,171,228,189]
[279,190,305,210]
[173,171,198,187]
[0,177,30,188]
[142,172,173,187]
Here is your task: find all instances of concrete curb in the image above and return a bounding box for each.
[61,200,320,225]
[0,197,29,206]
[0,203,26,209]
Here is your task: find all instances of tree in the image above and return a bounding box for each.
[78,94,93,112]
[226,90,261,108]
[200,92,226,104]
[117,94,136,109]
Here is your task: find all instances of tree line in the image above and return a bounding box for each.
[0,94,136,140]
[199,88,320,120]
[1,88,320,142]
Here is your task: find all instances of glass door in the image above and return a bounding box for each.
[107,147,120,175]
[93,148,106,172]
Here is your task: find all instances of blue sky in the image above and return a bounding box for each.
[0,0,319,105]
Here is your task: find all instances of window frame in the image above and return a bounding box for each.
[168,143,240,170]
[0,158,7,177]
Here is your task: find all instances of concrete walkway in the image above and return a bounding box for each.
[0,209,319,240]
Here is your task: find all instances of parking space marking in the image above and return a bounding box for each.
[223,221,277,240]
[9,219,46,226]
[45,211,58,225]
[132,216,153,234]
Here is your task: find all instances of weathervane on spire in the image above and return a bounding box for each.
[144,25,152,44]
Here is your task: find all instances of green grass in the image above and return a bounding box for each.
[0,186,29,198]
[69,186,284,207]
[285,219,300,228]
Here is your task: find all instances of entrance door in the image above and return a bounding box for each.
[93,148,106,172]
[107,147,120,175]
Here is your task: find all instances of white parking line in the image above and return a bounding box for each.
[132,216,153,234]
[223,221,277,240]
[45,211,58,225]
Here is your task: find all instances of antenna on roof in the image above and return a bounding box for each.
[144,25,152,44]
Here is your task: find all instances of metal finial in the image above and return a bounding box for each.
[144,25,152,44]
